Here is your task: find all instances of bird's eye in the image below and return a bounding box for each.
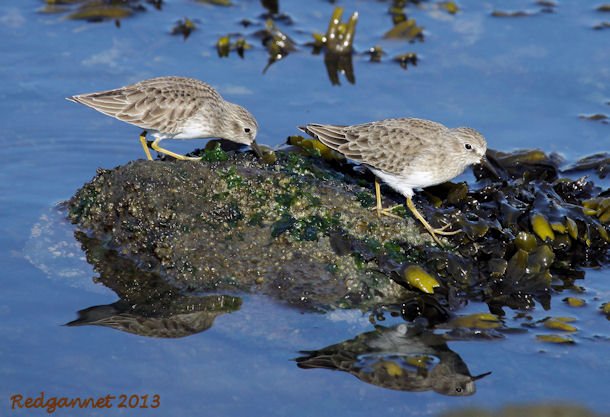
[464,143,472,150]
[456,387,463,393]
[244,128,251,133]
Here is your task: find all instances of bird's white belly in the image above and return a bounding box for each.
[172,118,215,140]
[370,168,439,198]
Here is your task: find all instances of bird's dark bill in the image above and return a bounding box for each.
[480,155,501,179]
[251,141,264,158]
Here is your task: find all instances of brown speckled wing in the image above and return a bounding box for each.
[303,118,447,175]
[68,76,221,135]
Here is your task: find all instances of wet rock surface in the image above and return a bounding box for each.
[67,146,430,311]
[66,144,609,318]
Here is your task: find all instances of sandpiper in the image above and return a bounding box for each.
[67,76,261,160]
[300,118,489,246]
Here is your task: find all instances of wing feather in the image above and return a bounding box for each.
[300,118,448,175]
[66,76,222,135]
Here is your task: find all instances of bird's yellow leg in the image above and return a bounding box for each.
[375,177,383,214]
[151,139,200,161]
[374,178,403,219]
[139,131,153,161]
[406,197,461,246]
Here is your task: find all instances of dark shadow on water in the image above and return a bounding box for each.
[295,323,491,396]
[66,231,241,338]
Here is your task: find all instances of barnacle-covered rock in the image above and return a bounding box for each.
[67,145,609,321]
[68,147,431,311]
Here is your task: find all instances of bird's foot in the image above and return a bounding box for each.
[151,139,201,161]
[372,204,404,219]
[178,155,203,161]
[430,222,462,236]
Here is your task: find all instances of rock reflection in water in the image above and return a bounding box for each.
[67,231,241,338]
[296,324,490,396]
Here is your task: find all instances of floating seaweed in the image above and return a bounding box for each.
[309,7,358,85]
[579,113,609,123]
[536,334,575,344]
[216,35,252,58]
[563,297,586,307]
[439,1,459,15]
[260,0,278,14]
[384,19,424,42]
[259,0,292,23]
[196,0,231,6]
[171,17,196,40]
[388,1,407,25]
[68,2,138,22]
[394,52,418,69]
[234,37,251,58]
[563,153,609,179]
[367,45,385,63]
[39,0,157,23]
[542,317,578,332]
[491,10,535,18]
[253,19,296,73]
[216,35,231,57]
[537,0,557,13]
[536,0,557,7]
[593,21,610,30]
[601,302,610,319]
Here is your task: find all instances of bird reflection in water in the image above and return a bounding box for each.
[66,231,242,338]
[296,323,490,396]
[67,295,241,338]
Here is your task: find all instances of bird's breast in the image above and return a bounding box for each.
[172,117,216,139]
[371,164,466,197]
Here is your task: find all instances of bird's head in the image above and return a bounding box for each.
[223,103,259,146]
[450,127,488,166]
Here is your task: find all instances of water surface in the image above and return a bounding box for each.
[1,1,609,416]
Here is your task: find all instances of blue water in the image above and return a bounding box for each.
[1,1,609,416]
